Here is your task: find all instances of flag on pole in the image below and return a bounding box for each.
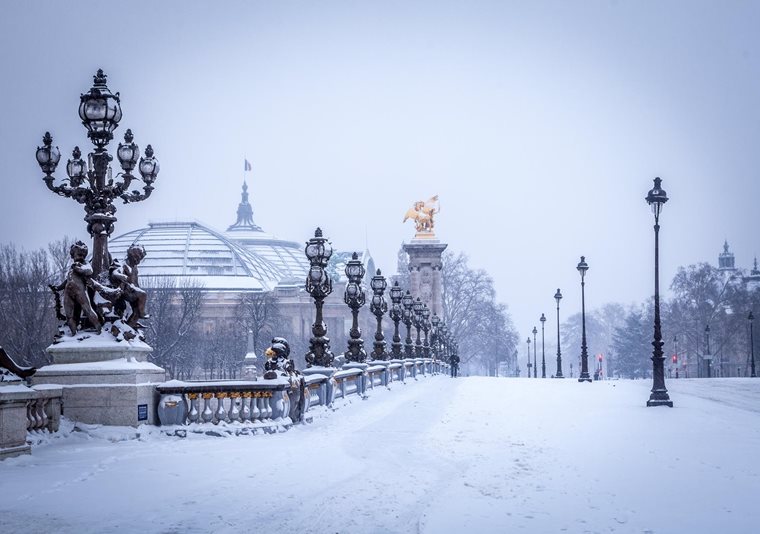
[244,159,252,172]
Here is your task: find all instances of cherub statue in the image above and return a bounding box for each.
[61,241,101,336]
[403,195,440,235]
[109,244,148,328]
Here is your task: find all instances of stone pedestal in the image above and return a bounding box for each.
[30,336,164,427]
[403,240,448,316]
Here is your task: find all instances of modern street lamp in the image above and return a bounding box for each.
[369,269,388,361]
[577,256,591,382]
[554,289,564,378]
[526,337,532,378]
[36,70,159,278]
[388,281,404,359]
[540,313,547,378]
[645,177,673,406]
[750,311,756,378]
[402,291,414,358]
[413,297,424,358]
[532,326,538,378]
[304,228,335,368]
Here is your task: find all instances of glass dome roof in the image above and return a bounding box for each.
[109,221,286,291]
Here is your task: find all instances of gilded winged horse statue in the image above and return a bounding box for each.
[403,195,440,237]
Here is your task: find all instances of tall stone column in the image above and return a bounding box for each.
[403,241,448,317]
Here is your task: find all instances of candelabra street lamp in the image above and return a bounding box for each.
[440,323,449,363]
[344,252,367,364]
[369,269,389,361]
[304,228,335,368]
[402,291,415,359]
[526,337,532,378]
[750,311,756,378]
[532,326,538,378]
[540,313,547,378]
[577,256,592,383]
[388,281,404,359]
[645,177,673,407]
[413,298,424,358]
[36,69,159,277]
[554,289,564,378]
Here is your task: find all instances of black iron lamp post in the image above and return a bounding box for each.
[369,269,388,361]
[388,282,404,359]
[413,298,424,358]
[540,313,547,378]
[402,291,415,358]
[750,311,756,378]
[35,69,159,277]
[440,323,449,362]
[305,228,335,368]
[577,256,592,383]
[645,177,673,406]
[343,252,367,364]
[532,326,538,378]
[554,289,564,378]
[704,324,712,378]
[431,313,441,360]
[422,304,431,358]
[526,337,532,378]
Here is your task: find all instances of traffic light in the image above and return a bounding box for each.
[672,354,677,364]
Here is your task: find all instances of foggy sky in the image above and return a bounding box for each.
[1,1,759,341]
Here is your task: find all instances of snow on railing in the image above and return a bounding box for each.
[154,359,450,429]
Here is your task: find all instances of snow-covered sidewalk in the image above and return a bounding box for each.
[1,377,758,533]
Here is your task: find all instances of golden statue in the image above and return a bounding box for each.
[403,195,440,238]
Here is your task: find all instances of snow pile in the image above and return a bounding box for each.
[1,377,758,533]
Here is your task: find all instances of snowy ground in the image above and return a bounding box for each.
[2,376,759,533]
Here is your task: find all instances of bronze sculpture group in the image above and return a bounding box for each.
[50,241,149,341]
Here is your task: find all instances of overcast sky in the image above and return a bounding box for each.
[1,1,759,339]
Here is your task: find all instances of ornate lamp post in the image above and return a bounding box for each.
[577,256,591,383]
[554,289,564,378]
[526,337,532,378]
[540,313,547,378]
[304,228,335,368]
[750,311,756,378]
[440,323,449,363]
[36,69,159,277]
[388,282,404,359]
[343,252,367,364]
[430,313,441,360]
[704,324,712,378]
[369,269,388,361]
[645,177,673,406]
[413,298,424,358]
[422,304,431,358]
[402,291,415,358]
[532,326,538,378]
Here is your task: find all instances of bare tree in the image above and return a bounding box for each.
[0,244,57,366]
[237,292,281,356]
[47,236,75,284]
[143,276,205,379]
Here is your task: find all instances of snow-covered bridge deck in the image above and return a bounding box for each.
[2,377,759,533]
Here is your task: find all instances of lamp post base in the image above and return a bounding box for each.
[646,392,674,407]
[578,375,592,383]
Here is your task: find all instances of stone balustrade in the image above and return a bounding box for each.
[154,359,450,429]
[1,383,62,460]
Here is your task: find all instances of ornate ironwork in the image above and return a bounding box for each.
[36,70,158,341]
[402,290,414,359]
[369,269,388,361]
[413,297,424,358]
[304,228,334,367]
[554,289,564,378]
[388,281,404,358]
[343,252,367,363]
[421,304,431,358]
